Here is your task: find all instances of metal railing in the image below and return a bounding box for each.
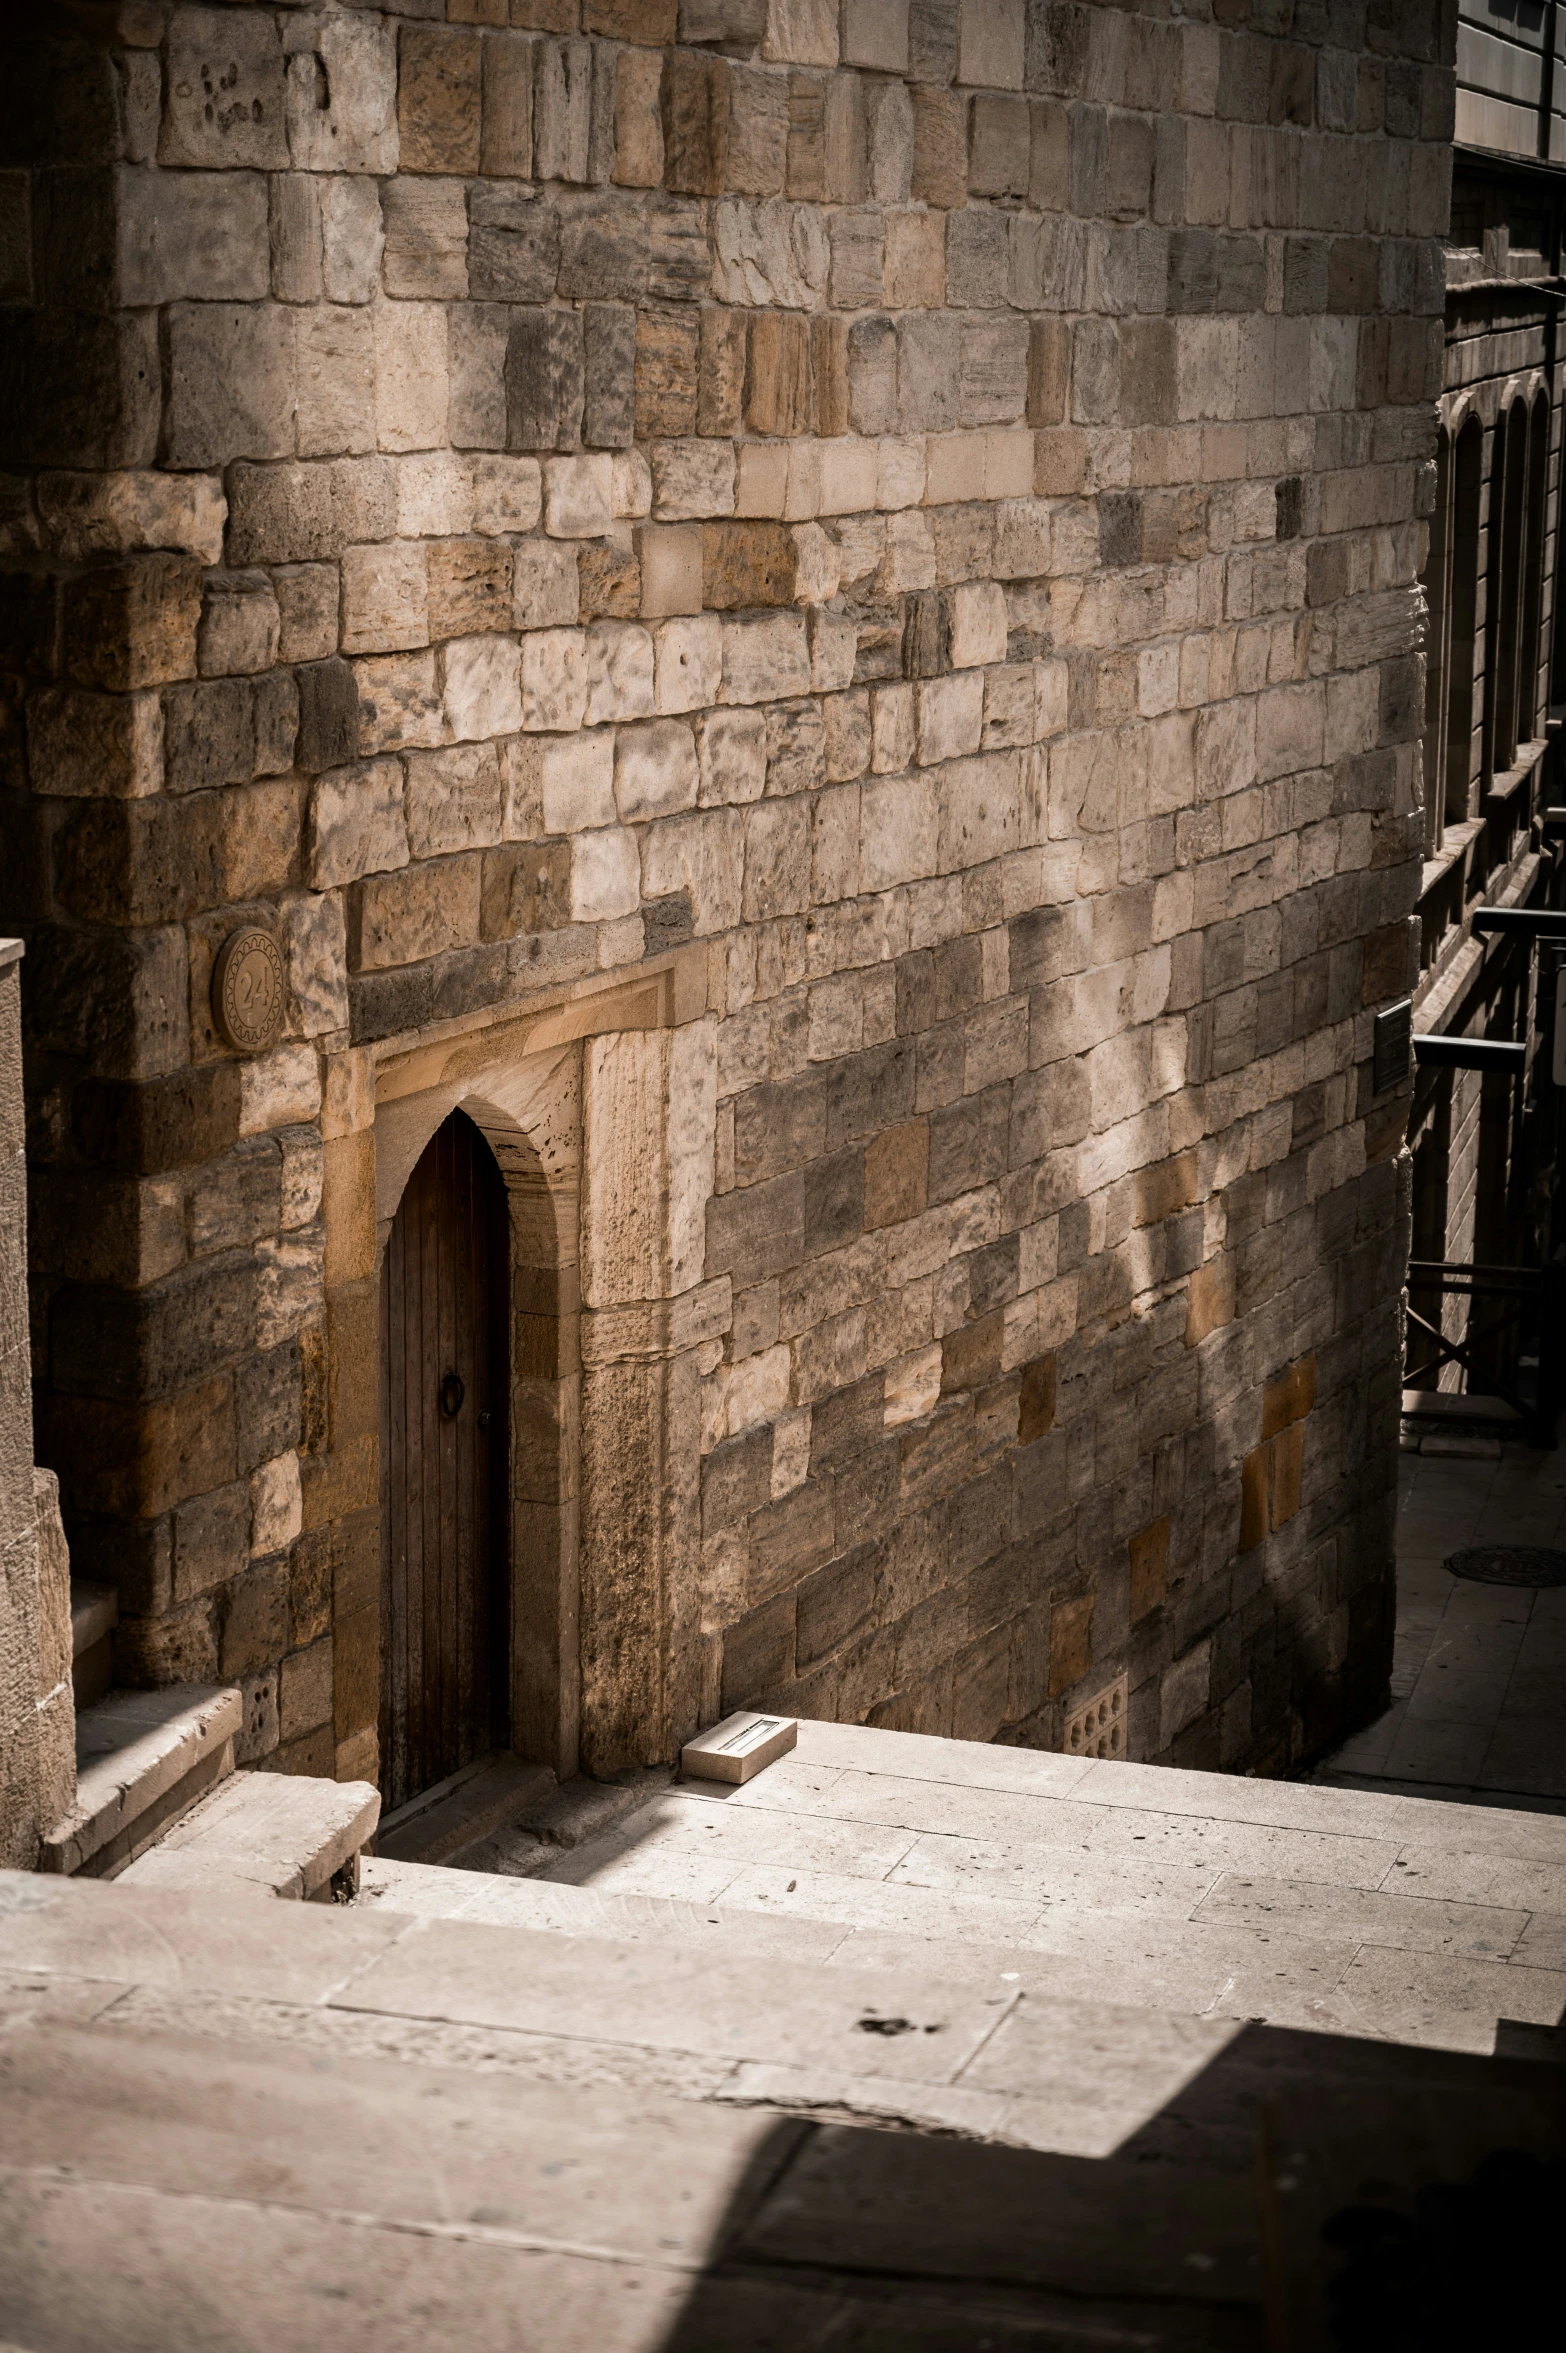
[1405,1260,1565,1447]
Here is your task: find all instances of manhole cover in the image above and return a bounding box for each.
[1444,1546,1566,1588]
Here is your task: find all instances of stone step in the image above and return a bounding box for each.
[374,1752,556,1865]
[5,1861,1564,2349]
[118,1767,381,1903]
[376,1754,674,1873]
[40,1683,242,1879]
[68,1581,117,1710]
[356,1716,1566,2059]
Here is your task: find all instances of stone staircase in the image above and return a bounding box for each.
[43,1660,378,1902]
[355,1719,1566,2061]
[3,1735,1564,2351]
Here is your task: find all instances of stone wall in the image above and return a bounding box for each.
[0,1,1450,1787]
[0,941,74,1868]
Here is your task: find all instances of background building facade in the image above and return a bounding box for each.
[0,1,1451,1803]
[1410,0,1565,1421]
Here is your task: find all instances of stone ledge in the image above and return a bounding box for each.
[41,1684,242,1878]
[119,1768,381,1903]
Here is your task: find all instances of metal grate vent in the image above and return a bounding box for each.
[1064,1673,1128,1759]
[1445,1546,1566,1589]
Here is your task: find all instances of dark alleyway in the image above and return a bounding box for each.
[1314,1434,1566,1814]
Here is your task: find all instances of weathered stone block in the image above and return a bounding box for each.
[117,167,271,306]
[534,37,595,184]
[579,539,642,618]
[399,26,484,175]
[308,759,407,889]
[615,717,698,821]
[292,658,357,776]
[357,854,483,971]
[428,537,513,639]
[911,84,966,206]
[614,46,666,187]
[26,687,165,800]
[507,310,585,452]
[317,176,383,305]
[161,8,289,171]
[405,742,505,856]
[651,438,737,519]
[482,32,535,176]
[467,183,559,301]
[443,632,523,741]
[521,627,589,730]
[584,304,637,448]
[63,555,202,694]
[199,573,280,680]
[569,825,640,920]
[381,176,469,299]
[374,302,451,456]
[514,538,583,629]
[285,16,399,175]
[162,302,296,471]
[842,0,909,73]
[295,304,376,460]
[341,542,429,656]
[481,840,571,940]
[227,457,397,568]
[559,191,651,304]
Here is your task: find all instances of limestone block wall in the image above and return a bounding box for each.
[0,2,1450,1785]
[0,943,74,1867]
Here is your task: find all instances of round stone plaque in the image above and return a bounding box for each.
[212,927,285,1055]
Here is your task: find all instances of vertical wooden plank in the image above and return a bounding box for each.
[381,1111,512,1809]
[420,1133,442,1789]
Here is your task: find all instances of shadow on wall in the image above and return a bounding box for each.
[651,2023,1565,2353]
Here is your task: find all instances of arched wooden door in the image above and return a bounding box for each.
[380,1111,510,1811]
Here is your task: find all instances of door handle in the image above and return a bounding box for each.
[439,1371,465,1419]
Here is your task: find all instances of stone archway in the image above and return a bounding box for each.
[379,1107,511,1812]
[372,1043,582,1784]
[351,1006,717,1793]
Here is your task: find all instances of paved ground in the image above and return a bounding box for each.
[5,1777,1566,2350]
[360,1720,1566,2059]
[1314,1442,1566,1811]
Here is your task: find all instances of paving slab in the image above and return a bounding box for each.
[735,2125,1261,2308]
[362,1854,849,1962]
[834,1918,1367,2040]
[1313,1445,1566,1811]
[715,1860,1044,1940]
[1335,1942,1566,2053]
[118,1769,379,1900]
[791,1718,1098,1798]
[540,1790,922,1887]
[888,1830,1228,1921]
[1191,1873,1528,1960]
[0,1868,411,2007]
[0,2174,692,2353]
[333,1916,1019,2084]
[1381,1844,1566,1913]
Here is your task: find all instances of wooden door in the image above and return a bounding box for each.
[380,1111,510,1812]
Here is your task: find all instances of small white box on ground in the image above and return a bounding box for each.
[681,1711,797,1785]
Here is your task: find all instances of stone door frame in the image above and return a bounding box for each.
[325,946,718,1788]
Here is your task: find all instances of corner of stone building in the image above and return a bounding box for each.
[0,0,1444,1798]
[0,942,76,1866]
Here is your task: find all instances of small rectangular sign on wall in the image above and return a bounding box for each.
[1373,998,1413,1095]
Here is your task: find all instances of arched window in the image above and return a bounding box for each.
[1445,415,1484,825]
[1518,388,1550,744]
[1421,426,1450,857]
[1487,399,1528,778]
